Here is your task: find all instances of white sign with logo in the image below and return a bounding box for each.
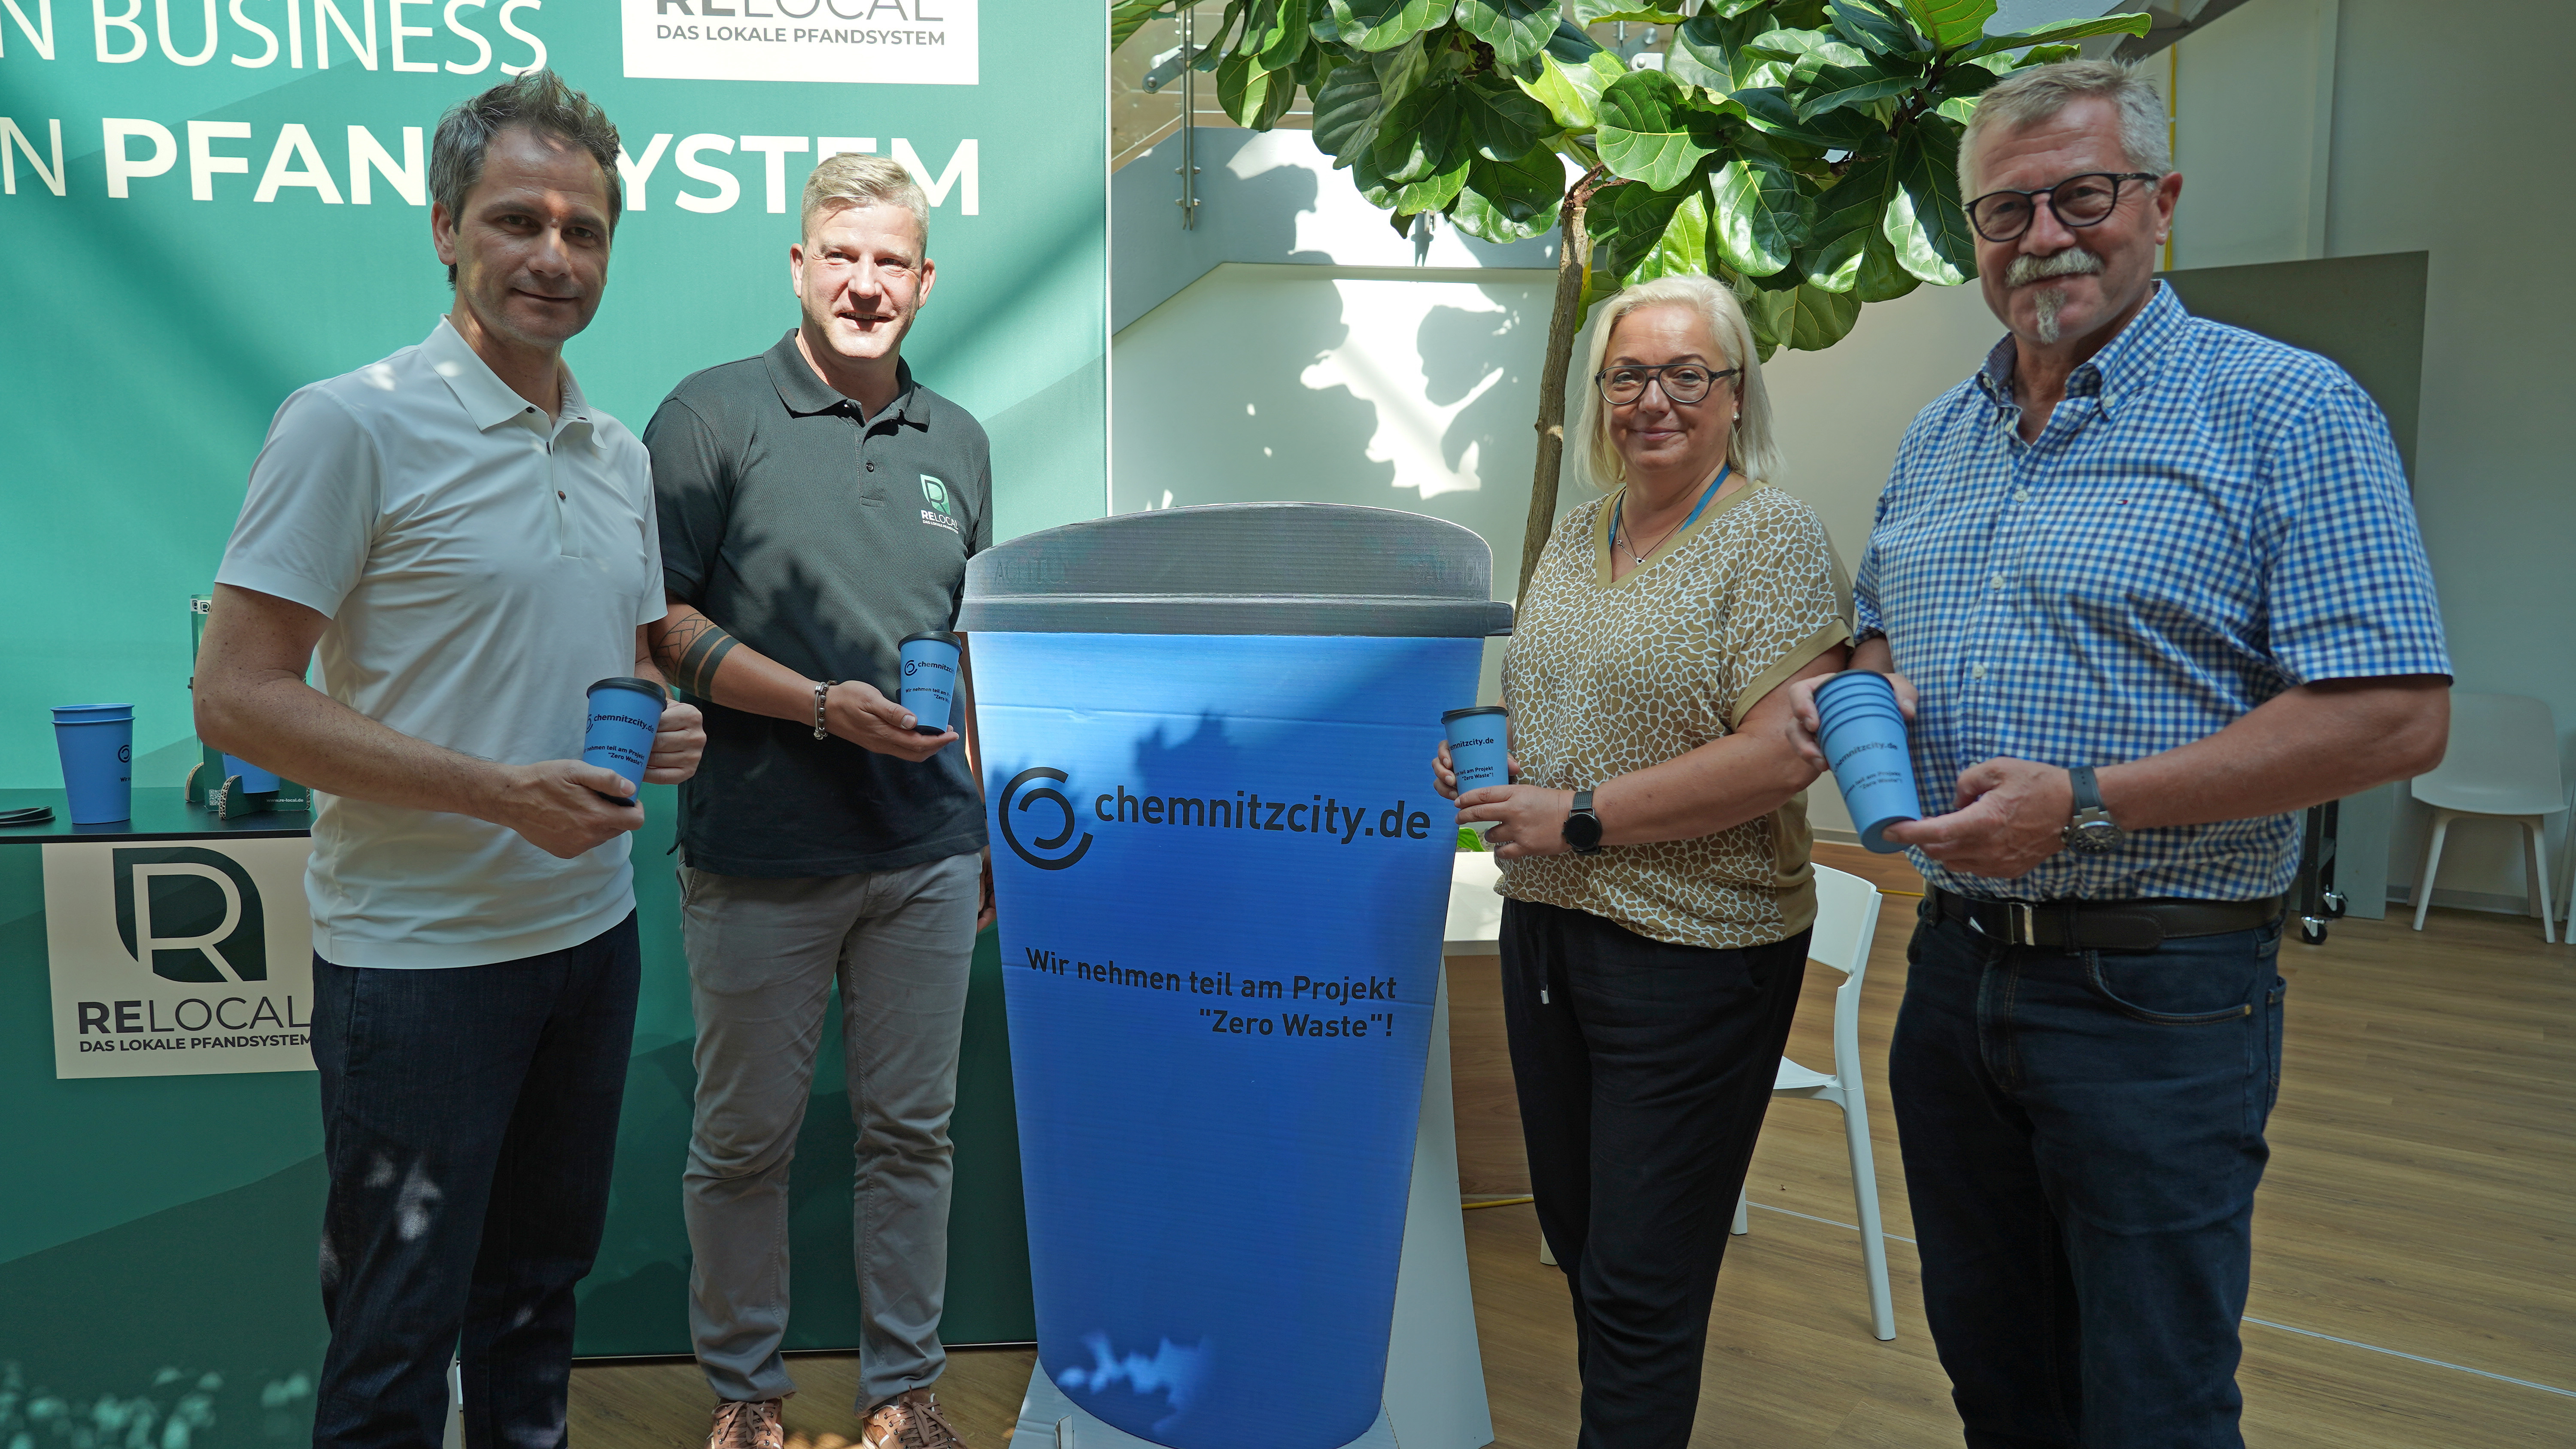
[42,838,317,1079]
[621,0,978,85]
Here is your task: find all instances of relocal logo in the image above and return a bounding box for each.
[111,846,266,982]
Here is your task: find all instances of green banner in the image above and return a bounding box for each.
[1,0,1100,1431]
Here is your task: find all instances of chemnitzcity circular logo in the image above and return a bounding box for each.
[999,765,1093,871]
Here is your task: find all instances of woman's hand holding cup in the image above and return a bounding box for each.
[1458,783,1576,862]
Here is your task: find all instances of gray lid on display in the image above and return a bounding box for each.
[958,502,1515,637]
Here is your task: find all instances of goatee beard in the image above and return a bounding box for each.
[2032,287,2068,344]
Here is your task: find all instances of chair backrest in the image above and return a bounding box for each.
[2411,691,2564,815]
[1809,864,1883,982]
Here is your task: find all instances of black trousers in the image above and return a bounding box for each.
[308,914,641,1449]
[1501,898,1810,1449]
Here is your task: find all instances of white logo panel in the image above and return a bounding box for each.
[622,0,978,85]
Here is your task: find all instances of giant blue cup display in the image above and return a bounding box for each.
[1814,670,1922,853]
[221,754,281,793]
[52,703,134,825]
[961,503,1510,1449]
[1441,706,1508,796]
[899,630,962,736]
[582,677,666,803]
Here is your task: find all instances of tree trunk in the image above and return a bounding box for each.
[1518,176,1596,606]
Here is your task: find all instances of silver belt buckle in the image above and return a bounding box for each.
[2011,902,2038,946]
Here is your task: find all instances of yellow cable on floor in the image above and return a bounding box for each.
[1461,1195,1534,1210]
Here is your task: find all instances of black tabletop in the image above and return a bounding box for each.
[0,788,313,844]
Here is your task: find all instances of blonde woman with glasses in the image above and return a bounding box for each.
[1434,273,1850,1446]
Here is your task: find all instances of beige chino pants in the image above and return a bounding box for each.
[678,852,981,1410]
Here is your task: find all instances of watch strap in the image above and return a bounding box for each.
[2069,765,2103,814]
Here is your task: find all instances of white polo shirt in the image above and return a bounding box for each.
[217,318,663,968]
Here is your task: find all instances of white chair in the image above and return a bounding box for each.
[2409,692,2565,942]
[1730,864,1895,1341]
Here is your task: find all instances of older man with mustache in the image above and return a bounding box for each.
[1791,61,2451,1448]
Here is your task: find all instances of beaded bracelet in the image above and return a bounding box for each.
[814,680,837,740]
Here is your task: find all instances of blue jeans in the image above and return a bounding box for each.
[308,914,640,1449]
[1891,906,2286,1449]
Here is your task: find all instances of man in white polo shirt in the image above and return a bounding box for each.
[194,71,704,1449]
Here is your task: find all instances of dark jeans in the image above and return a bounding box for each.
[309,914,641,1449]
[1501,898,1810,1449]
[1892,906,2286,1449]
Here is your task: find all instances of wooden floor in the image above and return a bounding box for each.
[570,851,2574,1446]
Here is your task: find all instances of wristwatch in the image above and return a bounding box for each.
[1562,788,1605,855]
[2062,766,2125,854]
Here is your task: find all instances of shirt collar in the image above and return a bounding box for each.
[762,329,919,424]
[1971,280,2186,419]
[422,315,589,433]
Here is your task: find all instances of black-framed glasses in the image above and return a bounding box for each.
[1965,171,2162,243]
[1594,363,1739,407]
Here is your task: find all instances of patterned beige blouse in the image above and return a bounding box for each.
[1499,481,1851,951]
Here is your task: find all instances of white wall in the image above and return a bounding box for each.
[2174,0,2576,914]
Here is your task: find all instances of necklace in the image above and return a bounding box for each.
[1611,464,1732,567]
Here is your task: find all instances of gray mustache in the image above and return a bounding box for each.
[2005,249,2105,286]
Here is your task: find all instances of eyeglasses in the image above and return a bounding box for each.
[1965,172,2162,243]
[1594,363,1739,407]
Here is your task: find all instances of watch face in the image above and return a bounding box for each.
[2066,820,2122,854]
[1564,811,1604,850]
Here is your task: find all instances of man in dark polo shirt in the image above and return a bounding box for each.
[644,152,989,1449]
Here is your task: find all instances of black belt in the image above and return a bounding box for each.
[1928,887,2281,952]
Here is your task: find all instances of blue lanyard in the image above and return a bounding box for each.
[1608,463,1731,560]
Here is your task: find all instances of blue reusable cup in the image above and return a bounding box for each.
[898,630,962,736]
[1442,705,1509,794]
[583,677,667,804]
[222,754,281,793]
[52,704,135,825]
[1814,670,1923,853]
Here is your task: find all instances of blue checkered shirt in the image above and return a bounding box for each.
[1853,283,2450,902]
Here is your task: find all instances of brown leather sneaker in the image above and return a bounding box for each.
[858,1389,969,1449]
[708,1399,786,1449]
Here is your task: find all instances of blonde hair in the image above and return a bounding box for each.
[800,151,930,249]
[1959,58,2170,198]
[1575,273,1783,492]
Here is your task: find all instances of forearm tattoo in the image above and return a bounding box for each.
[658,610,740,700]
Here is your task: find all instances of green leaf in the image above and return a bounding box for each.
[1748,27,1863,69]
[1734,85,1886,151]
[1330,0,1447,52]
[1545,15,1606,64]
[1452,0,1557,67]
[1852,224,1920,301]
[1934,94,1978,126]
[1783,283,1863,349]
[1827,0,1925,58]
[1374,81,1466,182]
[1585,176,1698,282]
[1708,152,1805,276]
[1457,73,1554,160]
[1516,49,1606,130]
[1451,145,1567,242]
[1595,70,1726,191]
[1898,0,1993,52]
[1111,1,1177,51]
[1573,0,1689,22]
[1798,227,1868,291]
[1246,0,1311,70]
[1194,0,1249,69]
[1884,120,1975,283]
[1393,147,1474,213]
[1217,51,1297,129]
[1956,11,2151,62]
[1669,10,1790,94]
[1312,63,1389,164]
[1738,283,1792,358]
[1796,59,1925,122]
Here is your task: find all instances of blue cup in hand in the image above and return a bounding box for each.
[898,631,962,737]
[1814,671,1922,854]
[583,678,667,805]
[53,704,134,825]
[1442,706,1509,796]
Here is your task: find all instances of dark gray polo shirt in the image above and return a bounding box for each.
[647,332,991,877]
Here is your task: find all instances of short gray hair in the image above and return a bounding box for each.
[429,70,623,285]
[1574,273,1784,492]
[1959,58,2169,199]
[802,152,931,250]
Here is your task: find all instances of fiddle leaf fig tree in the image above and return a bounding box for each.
[1114,0,2151,594]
